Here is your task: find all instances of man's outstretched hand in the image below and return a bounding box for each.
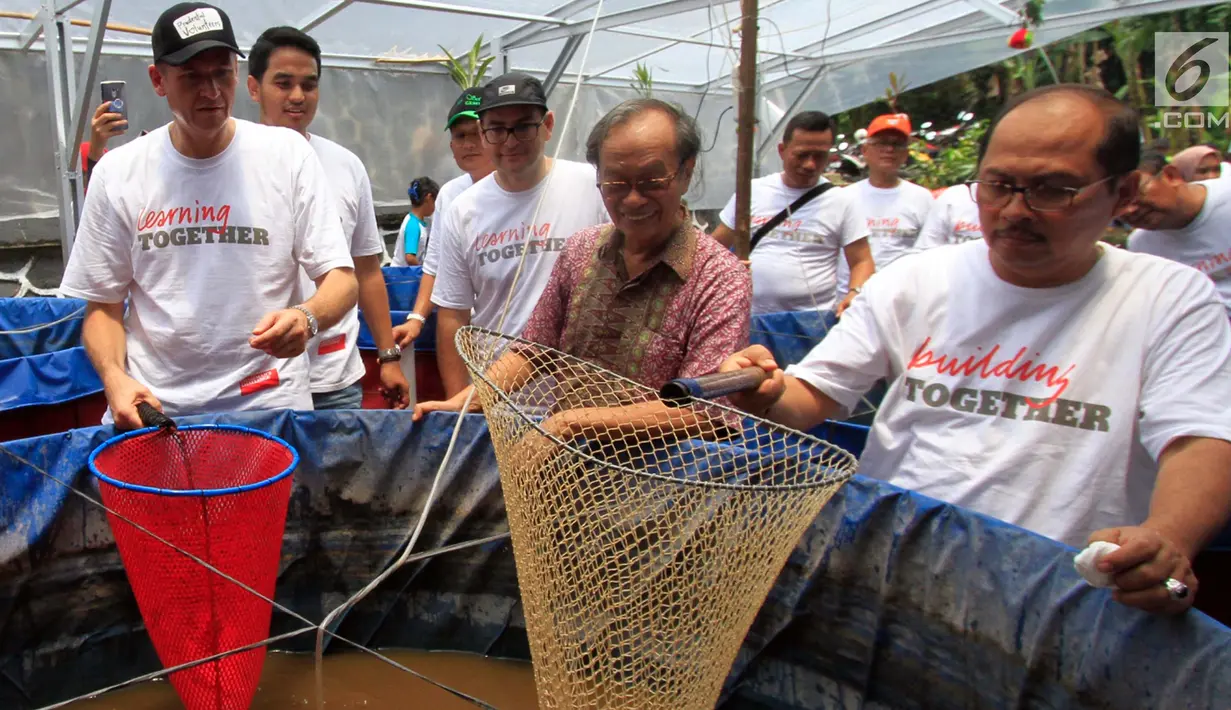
[249,308,311,358]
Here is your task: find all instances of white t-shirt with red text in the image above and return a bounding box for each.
[431,159,608,334]
[1127,177,1231,317]
[786,240,1231,548]
[422,172,475,277]
[836,178,934,293]
[61,119,353,420]
[914,183,983,251]
[719,173,868,315]
[302,133,385,394]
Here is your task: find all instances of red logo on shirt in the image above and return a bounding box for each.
[239,369,281,396]
[317,334,346,355]
[906,337,1075,408]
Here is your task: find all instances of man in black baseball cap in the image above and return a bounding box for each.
[477,72,549,114]
[420,71,607,401]
[445,87,483,130]
[151,2,243,66]
[59,1,359,429]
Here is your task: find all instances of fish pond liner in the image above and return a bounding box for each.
[0,409,1228,709]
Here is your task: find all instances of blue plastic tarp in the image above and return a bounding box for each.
[0,296,101,412]
[382,265,422,312]
[749,309,836,367]
[0,409,1227,709]
[0,297,86,360]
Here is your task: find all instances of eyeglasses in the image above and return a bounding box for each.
[596,172,680,199]
[481,119,545,145]
[966,174,1120,213]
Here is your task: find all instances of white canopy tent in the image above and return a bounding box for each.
[0,0,1214,259]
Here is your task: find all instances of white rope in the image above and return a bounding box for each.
[0,306,83,335]
[313,0,609,666]
[0,444,501,709]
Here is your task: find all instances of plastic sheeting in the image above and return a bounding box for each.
[0,51,736,245]
[0,297,99,412]
[750,309,836,368]
[0,297,84,359]
[0,409,1228,709]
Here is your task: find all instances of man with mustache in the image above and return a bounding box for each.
[60,2,357,428]
[428,72,608,397]
[718,84,1231,616]
[246,25,409,410]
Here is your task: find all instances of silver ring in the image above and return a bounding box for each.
[1164,577,1190,601]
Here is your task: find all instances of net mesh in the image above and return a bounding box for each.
[91,426,296,710]
[457,326,858,709]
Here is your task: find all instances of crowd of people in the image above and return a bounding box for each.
[61,2,1231,618]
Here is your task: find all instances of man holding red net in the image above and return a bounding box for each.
[719,85,1231,616]
[60,2,357,429]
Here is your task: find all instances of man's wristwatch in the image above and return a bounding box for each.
[848,287,862,297]
[405,313,427,324]
[292,305,319,338]
[377,344,402,364]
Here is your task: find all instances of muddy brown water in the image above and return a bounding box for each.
[66,650,539,709]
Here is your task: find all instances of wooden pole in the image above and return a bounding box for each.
[0,10,151,36]
[733,0,758,260]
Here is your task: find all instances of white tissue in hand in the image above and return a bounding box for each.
[1074,541,1121,588]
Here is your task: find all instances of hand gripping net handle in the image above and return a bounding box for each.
[455,326,857,709]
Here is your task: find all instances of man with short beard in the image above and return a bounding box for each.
[429,73,608,397]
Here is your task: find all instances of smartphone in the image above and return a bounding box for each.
[100,81,127,132]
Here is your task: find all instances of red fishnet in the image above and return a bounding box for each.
[93,427,295,710]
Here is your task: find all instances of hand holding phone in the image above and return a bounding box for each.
[99,81,128,134]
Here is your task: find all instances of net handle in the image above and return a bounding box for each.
[660,367,767,406]
[137,402,177,431]
[87,424,300,498]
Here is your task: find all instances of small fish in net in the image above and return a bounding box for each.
[456,325,858,709]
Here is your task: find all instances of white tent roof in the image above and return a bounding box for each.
[0,0,1216,101]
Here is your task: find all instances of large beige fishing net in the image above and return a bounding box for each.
[457,326,858,709]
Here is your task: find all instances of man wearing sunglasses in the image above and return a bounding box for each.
[429,72,608,397]
[718,84,1231,616]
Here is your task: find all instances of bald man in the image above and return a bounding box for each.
[719,84,1231,616]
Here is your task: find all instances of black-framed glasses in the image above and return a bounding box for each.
[596,171,680,199]
[966,174,1119,213]
[481,119,545,145]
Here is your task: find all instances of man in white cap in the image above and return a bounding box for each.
[60,2,357,428]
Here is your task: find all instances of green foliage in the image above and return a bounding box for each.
[630,63,654,97]
[904,120,989,190]
[439,35,495,90]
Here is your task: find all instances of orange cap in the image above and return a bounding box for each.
[868,113,911,138]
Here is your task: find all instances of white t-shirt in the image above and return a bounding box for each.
[431,159,608,334]
[719,173,868,315]
[836,178,934,293]
[914,183,983,251]
[1127,177,1231,317]
[786,240,1231,548]
[422,173,475,277]
[61,119,353,420]
[302,133,385,394]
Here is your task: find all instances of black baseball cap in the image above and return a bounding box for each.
[151,2,244,66]
[479,72,548,114]
[445,87,483,130]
